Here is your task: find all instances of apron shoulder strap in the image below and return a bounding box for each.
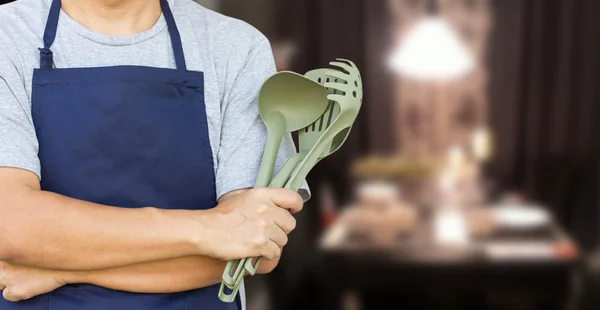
[160,0,188,72]
[39,0,62,69]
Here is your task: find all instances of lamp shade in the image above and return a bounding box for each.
[389,17,474,80]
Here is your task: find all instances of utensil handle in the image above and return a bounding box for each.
[254,128,285,188]
[233,149,304,280]
[218,267,245,303]
[241,256,261,276]
[222,259,245,287]
[269,152,304,189]
[227,130,333,297]
[221,120,287,291]
[235,144,328,286]
[235,153,305,282]
[286,140,330,192]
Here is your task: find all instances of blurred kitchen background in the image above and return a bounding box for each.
[1,0,598,309]
[197,0,599,309]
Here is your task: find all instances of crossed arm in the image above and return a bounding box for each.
[0,190,280,302]
[0,254,275,302]
[0,168,296,302]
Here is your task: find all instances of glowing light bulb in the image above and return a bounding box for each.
[389,17,474,80]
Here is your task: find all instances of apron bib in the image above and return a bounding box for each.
[0,0,240,308]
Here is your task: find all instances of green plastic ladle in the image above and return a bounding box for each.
[253,71,330,188]
[241,60,363,277]
[218,71,329,302]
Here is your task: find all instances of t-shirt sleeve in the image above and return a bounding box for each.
[0,44,41,179]
[215,36,311,202]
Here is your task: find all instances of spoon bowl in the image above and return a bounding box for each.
[258,71,330,132]
[253,71,330,188]
[267,69,355,189]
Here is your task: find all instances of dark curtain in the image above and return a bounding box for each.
[488,0,600,249]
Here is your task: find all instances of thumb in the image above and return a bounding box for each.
[3,287,15,302]
[3,287,23,302]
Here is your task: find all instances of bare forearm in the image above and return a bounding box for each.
[62,256,280,294]
[0,170,296,278]
[0,187,207,271]
[66,257,226,293]
[0,256,281,301]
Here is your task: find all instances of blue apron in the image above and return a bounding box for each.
[0,0,240,308]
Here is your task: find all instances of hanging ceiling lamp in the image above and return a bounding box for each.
[389,0,475,80]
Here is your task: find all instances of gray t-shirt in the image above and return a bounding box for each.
[0,0,310,201]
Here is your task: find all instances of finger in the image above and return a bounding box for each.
[3,288,18,302]
[265,206,296,234]
[0,285,5,291]
[261,241,281,261]
[262,188,303,214]
[266,224,288,248]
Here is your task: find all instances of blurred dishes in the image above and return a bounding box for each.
[357,181,400,208]
[341,200,417,246]
[491,205,551,230]
[485,242,555,260]
[380,202,417,237]
[466,208,496,237]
